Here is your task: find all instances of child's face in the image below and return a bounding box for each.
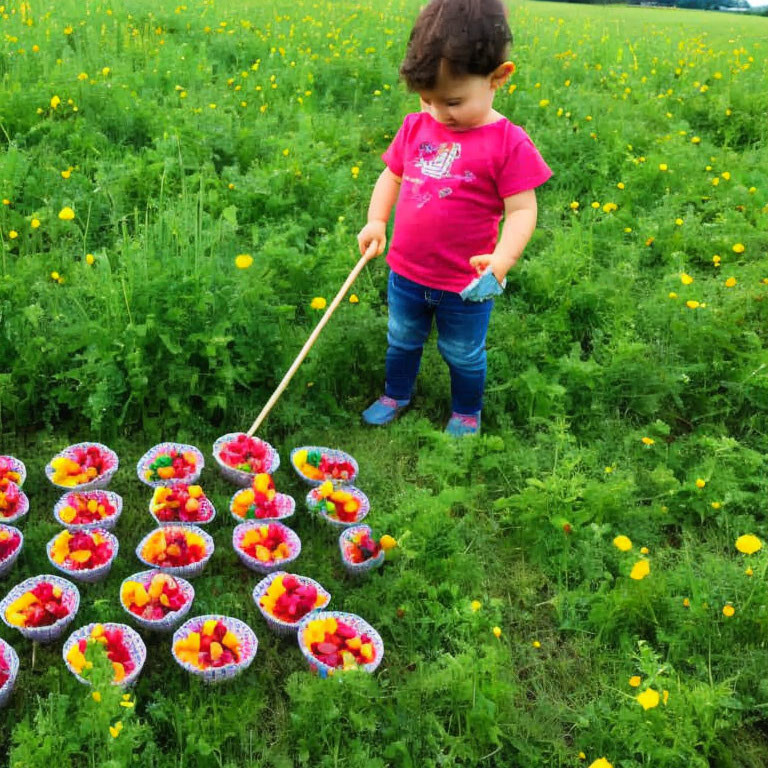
[418,61,511,131]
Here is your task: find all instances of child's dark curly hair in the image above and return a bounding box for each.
[400,0,512,91]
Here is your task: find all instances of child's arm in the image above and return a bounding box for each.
[469,189,538,283]
[357,168,402,257]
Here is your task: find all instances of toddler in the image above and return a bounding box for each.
[357,0,552,436]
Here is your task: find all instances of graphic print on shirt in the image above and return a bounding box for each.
[416,141,461,180]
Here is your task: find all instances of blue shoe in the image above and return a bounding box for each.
[445,412,481,437]
[362,396,410,425]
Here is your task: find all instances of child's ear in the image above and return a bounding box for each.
[490,61,515,90]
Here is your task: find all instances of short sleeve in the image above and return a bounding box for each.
[381,114,414,177]
[495,128,553,199]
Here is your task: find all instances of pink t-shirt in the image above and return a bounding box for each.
[382,112,552,292]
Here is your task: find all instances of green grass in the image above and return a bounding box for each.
[1,0,768,765]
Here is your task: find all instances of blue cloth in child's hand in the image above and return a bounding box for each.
[460,267,506,302]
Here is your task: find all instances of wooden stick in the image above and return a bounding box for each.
[245,245,377,437]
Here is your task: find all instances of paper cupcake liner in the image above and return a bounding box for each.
[53,491,123,532]
[149,496,216,526]
[45,443,119,492]
[136,443,204,488]
[47,529,119,584]
[212,433,280,487]
[252,571,331,637]
[0,574,80,642]
[119,570,195,632]
[297,611,384,678]
[306,485,370,529]
[135,525,214,579]
[0,456,26,488]
[0,639,19,709]
[290,446,359,487]
[338,525,385,575]
[172,614,258,683]
[232,521,301,574]
[0,482,29,526]
[229,490,295,523]
[63,622,146,687]
[0,525,23,578]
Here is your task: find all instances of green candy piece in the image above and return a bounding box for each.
[151,454,173,469]
[325,501,335,513]
[307,450,322,467]
[237,462,251,472]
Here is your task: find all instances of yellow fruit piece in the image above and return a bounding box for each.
[255,545,271,562]
[121,582,137,605]
[59,505,77,523]
[52,587,62,598]
[147,575,164,599]
[343,501,359,514]
[66,645,86,672]
[210,641,223,661]
[319,481,333,498]
[182,452,197,466]
[359,643,373,661]
[97,505,107,517]
[6,611,27,627]
[346,636,361,651]
[160,593,170,607]
[112,662,126,682]
[69,549,92,564]
[91,623,104,638]
[185,498,200,513]
[315,593,326,607]
[9,592,39,612]
[166,544,181,558]
[293,450,307,468]
[186,533,204,548]
[133,583,149,608]
[158,466,175,479]
[188,485,203,498]
[87,500,98,514]
[324,617,338,635]
[92,533,104,545]
[380,535,397,551]
[221,631,240,651]
[202,620,217,636]
[254,474,270,493]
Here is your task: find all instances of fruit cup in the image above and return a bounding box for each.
[297,611,384,678]
[339,525,397,575]
[212,433,280,487]
[0,482,29,525]
[63,622,146,686]
[136,525,214,578]
[0,525,23,578]
[252,572,331,636]
[306,482,370,528]
[53,490,123,532]
[149,484,216,525]
[290,446,358,487]
[137,443,204,487]
[46,443,119,491]
[233,521,301,574]
[47,529,119,583]
[0,574,80,642]
[120,570,194,632]
[229,474,295,522]
[0,639,19,709]
[0,456,26,489]
[172,615,258,683]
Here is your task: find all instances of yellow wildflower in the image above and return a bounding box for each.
[492,626,502,638]
[681,273,693,285]
[695,478,706,488]
[569,201,579,210]
[234,254,253,269]
[732,243,745,254]
[641,437,655,445]
[636,688,660,710]
[31,218,40,228]
[629,675,641,687]
[613,535,632,552]
[471,600,482,612]
[58,206,75,220]
[735,534,762,555]
[725,277,736,287]
[349,294,359,304]
[630,560,650,580]
[310,297,327,310]
[722,604,734,617]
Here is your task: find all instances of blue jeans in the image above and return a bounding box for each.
[384,270,493,414]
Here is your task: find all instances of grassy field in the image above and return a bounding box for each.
[1,0,768,766]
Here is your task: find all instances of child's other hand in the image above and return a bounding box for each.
[469,254,506,284]
[357,220,387,260]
